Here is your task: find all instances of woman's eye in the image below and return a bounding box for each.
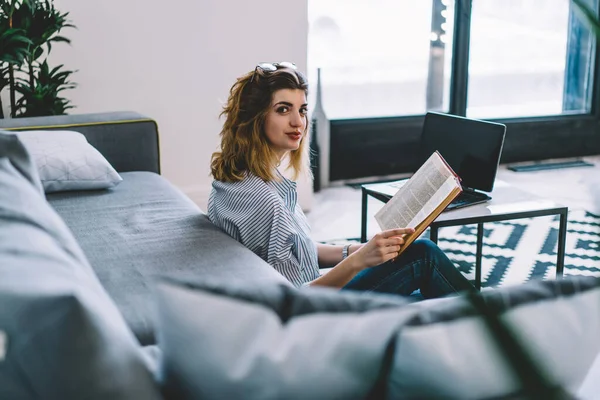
[300,108,308,115]
[276,106,289,113]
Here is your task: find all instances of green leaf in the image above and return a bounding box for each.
[50,35,70,44]
[0,27,32,65]
[33,46,43,59]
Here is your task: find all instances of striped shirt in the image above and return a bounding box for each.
[207,172,321,287]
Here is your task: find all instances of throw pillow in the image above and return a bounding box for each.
[387,277,600,398]
[154,276,600,399]
[13,129,122,193]
[154,278,415,400]
[0,132,161,399]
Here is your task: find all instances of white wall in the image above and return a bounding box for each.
[49,0,309,209]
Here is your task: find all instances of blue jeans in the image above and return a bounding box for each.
[342,239,474,299]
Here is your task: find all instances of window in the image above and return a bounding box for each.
[308,0,456,119]
[467,0,595,118]
[309,0,600,183]
[309,0,596,120]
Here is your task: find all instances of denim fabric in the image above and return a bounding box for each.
[342,239,474,299]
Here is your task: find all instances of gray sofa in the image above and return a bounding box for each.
[0,111,289,345]
[2,112,600,399]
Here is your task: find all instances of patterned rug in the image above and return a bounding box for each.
[326,210,600,288]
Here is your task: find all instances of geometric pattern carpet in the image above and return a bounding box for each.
[325,210,600,288]
[437,209,600,288]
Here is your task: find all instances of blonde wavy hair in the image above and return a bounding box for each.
[211,66,311,182]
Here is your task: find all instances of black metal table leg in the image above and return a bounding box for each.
[430,226,439,244]
[361,188,368,243]
[475,223,484,290]
[556,210,568,278]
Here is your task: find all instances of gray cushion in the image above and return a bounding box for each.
[47,171,289,345]
[15,130,123,193]
[155,279,412,400]
[387,278,600,398]
[155,276,600,399]
[0,132,161,399]
[577,349,600,399]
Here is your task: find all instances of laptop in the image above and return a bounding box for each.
[378,112,506,211]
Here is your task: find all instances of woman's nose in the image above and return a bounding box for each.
[290,112,304,127]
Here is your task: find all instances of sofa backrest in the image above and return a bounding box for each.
[0,111,160,174]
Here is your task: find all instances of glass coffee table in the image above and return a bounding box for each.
[360,180,569,289]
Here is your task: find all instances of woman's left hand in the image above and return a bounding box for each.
[349,227,415,270]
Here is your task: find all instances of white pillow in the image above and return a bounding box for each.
[16,130,122,193]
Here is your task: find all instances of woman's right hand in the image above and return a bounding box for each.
[350,228,415,269]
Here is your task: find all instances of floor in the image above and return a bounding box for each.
[307,155,600,242]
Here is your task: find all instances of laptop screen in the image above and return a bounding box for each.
[419,112,506,193]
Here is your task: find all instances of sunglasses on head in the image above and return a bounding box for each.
[250,62,297,83]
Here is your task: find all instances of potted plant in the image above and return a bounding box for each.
[0,0,76,118]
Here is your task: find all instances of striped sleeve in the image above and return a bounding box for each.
[207,177,309,286]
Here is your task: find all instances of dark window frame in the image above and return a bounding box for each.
[328,0,600,183]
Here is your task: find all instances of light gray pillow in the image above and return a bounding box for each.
[155,278,416,400]
[0,132,160,399]
[15,129,122,193]
[388,278,600,399]
[155,276,600,399]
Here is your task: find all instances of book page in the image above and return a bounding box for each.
[375,152,460,230]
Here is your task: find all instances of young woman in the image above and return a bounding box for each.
[208,62,474,299]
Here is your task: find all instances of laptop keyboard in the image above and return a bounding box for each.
[447,190,490,210]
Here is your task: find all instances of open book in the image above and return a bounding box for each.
[375,151,462,256]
